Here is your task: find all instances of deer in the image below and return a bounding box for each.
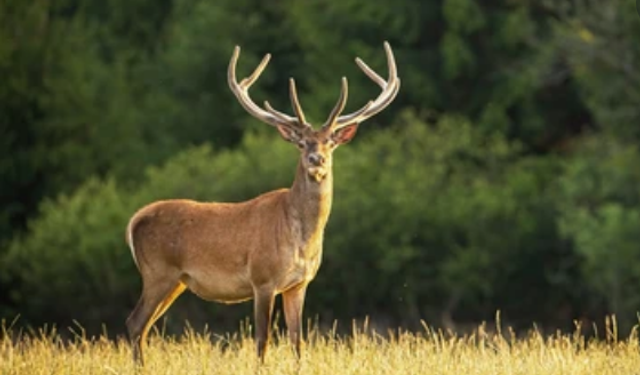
[125,41,400,366]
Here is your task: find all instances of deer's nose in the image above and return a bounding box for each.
[308,154,325,166]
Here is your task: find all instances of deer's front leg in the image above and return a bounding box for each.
[282,283,308,358]
[254,288,276,362]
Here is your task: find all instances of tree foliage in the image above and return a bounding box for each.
[558,136,640,331]
[1,0,639,333]
[2,114,579,332]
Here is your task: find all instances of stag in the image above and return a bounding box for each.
[125,42,400,365]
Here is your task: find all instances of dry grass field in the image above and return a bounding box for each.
[2,317,639,375]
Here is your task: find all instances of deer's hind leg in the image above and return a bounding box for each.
[126,278,186,366]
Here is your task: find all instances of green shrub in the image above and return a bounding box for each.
[558,136,640,330]
[2,137,295,331]
[2,112,573,333]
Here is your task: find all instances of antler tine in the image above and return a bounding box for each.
[243,52,272,87]
[332,41,400,130]
[228,46,301,128]
[382,41,398,81]
[322,77,349,129]
[337,100,374,124]
[354,58,386,88]
[228,46,270,97]
[289,78,307,126]
[264,100,293,120]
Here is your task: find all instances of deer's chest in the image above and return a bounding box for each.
[279,242,322,292]
[276,214,325,290]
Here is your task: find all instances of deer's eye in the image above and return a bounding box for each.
[297,141,306,149]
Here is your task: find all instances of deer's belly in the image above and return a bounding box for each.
[181,270,253,304]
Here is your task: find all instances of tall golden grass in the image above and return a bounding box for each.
[2,316,639,375]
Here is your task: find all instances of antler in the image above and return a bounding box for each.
[322,41,400,131]
[229,42,399,132]
[228,46,309,129]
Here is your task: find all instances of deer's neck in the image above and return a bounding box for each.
[287,161,333,246]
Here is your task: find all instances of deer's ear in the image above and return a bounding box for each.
[332,123,359,145]
[276,125,302,143]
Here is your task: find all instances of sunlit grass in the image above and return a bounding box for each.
[2,316,639,375]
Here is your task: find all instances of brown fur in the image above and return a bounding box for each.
[126,154,335,365]
[125,42,398,366]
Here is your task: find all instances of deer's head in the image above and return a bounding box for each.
[228,42,400,183]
